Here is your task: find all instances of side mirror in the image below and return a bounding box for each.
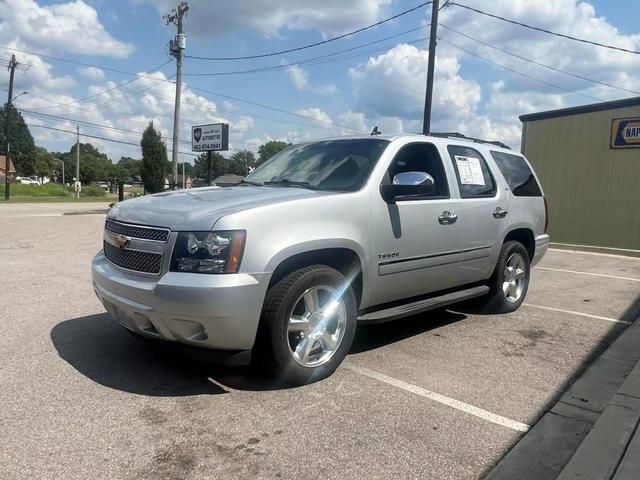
[381,172,435,204]
[392,171,434,186]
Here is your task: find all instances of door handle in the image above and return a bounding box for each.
[438,211,458,225]
[493,207,508,219]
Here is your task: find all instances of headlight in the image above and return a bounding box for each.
[171,231,246,274]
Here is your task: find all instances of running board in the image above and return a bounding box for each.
[358,285,489,323]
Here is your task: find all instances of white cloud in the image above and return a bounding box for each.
[349,43,481,124]
[338,111,368,134]
[77,66,105,81]
[16,69,256,160]
[143,0,392,37]
[295,107,332,125]
[314,84,338,96]
[0,0,134,57]
[438,0,640,100]
[287,64,310,90]
[285,63,338,95]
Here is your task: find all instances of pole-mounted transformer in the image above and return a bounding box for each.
[165,2,189,188]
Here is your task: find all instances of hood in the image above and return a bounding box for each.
[108,186,331,230]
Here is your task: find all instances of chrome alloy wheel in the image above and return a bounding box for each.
[287,285,347,367]
[503,252,527,303]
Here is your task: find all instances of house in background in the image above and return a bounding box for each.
[0,155,16,183]
[164,175,193,189]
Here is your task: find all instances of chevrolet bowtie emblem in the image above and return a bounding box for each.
[113,234,130,249]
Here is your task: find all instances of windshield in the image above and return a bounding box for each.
[245,139,389,192]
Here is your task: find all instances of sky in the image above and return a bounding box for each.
[1,0,640,164]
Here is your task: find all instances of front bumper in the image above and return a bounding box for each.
[92,251,270,350]
[532,234,550,267]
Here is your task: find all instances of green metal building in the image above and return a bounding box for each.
[520,97,640,253]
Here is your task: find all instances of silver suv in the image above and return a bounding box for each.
[92,133,549,385]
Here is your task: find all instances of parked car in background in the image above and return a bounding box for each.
[16,177,38,185]
[94,181,110,192]
[92,133,549,385]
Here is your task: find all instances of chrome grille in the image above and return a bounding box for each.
[105,219,169,242]
[103,241,162,274]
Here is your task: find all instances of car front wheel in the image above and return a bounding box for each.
[254,265,357,385]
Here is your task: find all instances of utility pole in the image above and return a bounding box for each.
[4,54,17,200]
[165,1,189,188]
[243,150,248,176]
[422,0,440,134]
[55,158,64,185]
[75,125,80,199]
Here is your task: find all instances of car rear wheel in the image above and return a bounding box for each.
[254,265,357,385]
[481,241,531,313]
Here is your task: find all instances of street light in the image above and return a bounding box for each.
[12,91,28,102]
[55,159,64,185]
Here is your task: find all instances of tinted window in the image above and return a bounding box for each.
[385,143,449,198]
[490,151,542,197]
[447,146,496,198]
[246,139,389,192]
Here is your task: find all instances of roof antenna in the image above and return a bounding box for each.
[370,126,381,136]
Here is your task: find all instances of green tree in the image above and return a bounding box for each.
[140,122,168,193]
[229,150,256,175]
[0,104,36,175]
[114,156,142,180]
[194,152,226,179]
[55,143,112,184]
[257,140,289,166]
[178,161,195,177]
[33,147,55,180]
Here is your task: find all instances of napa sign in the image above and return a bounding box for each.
[611,117,640,149]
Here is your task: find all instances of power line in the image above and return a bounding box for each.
[183,26,427,77]
[20,108,258,151]
[439,23,640,96]
[189,85,366,133]
[447,2,640,56]
[0,44,174,79]
[439,36,604,101]
[28,123,254,156]
[185,2,432,61]
[27,60,173,111]
[25,74,175,115]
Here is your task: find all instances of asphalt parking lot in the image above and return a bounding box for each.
[1,203,639,480]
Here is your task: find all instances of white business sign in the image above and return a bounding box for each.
[192,123,229,152]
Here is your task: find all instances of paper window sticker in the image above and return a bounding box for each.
[467,157,486,186]
[455,155,474,185]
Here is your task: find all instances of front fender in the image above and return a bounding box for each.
[264,239,372,307]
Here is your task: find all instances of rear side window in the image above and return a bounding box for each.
[490,151,542,197]
[447,146,496,198]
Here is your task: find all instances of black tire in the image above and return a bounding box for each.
[481,241,531,314]
[253,265,358,386]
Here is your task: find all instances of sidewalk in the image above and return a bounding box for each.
[488,297,640,480]
[556,356,640,479]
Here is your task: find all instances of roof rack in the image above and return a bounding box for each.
[428,132,511,150]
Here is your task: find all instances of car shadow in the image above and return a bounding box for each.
[351,309,467,353]
[51,309,467,396]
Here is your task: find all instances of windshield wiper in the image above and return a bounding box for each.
[238,179,265,186]
[265,179,321,190]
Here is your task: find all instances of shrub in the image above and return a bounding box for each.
[0,182,68,197]
[76,185,107,197]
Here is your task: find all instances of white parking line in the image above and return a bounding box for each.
[3,214,63,218]
[346,364,530,433]
[549,247,640,259]
[535,266,640,282]
[522,303,631,325]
